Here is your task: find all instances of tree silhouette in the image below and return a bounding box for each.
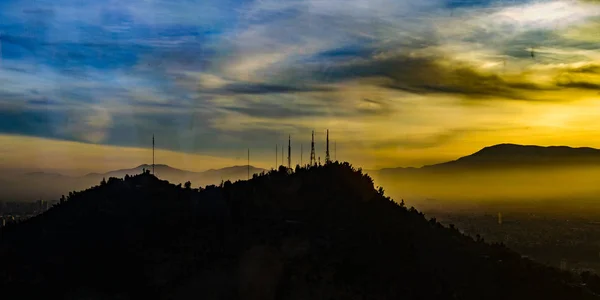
[184,181,191,189]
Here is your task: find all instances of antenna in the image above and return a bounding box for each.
[247,148,250,180]
[335,140,337,162]
[301,144,303,166]
[281,144,283,166]
[152,134,155,175]
[325,129,330,164]
[288,135,291,169]
[276,144,278,168]
[310,130,316,166]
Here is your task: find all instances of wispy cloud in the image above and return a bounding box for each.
[3,0,600,169]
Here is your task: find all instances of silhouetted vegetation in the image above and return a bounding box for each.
[0,162,598,299]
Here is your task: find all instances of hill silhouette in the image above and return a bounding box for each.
[379,144,600,175]
[1,162,600,299]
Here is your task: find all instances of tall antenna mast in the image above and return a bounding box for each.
[152,134,155,175]
[276,144,278,168]
[325,129,330,164]
[335,140,337,162]
[288,135,291,169]
[281,145,283,166]
[301,144,303,166]
[247,148,250,180]
[310,130,316,166]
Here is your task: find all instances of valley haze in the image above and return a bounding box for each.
[1,164,266,202]
[8,143,600,216]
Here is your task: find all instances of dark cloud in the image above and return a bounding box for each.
[556,81,600,90]
[316,55,555,100]
[555,70,600,90]
[314,45,376,60]
[445,0,530,9]
[567,64,600,74]
[221,105,327,118]
[214,83,333,95]
[0,109,72,141]
[213,93,395,120]
[26,98,62,107]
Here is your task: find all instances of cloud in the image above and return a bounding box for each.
[557,81,600,90]
[301,52,560,100]
[211,82,334,95]
[4,0,600,170]
[60,106,113,143]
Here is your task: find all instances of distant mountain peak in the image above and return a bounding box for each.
[24,171,67,177]
[469,143,600,158]
[379,143,600,174]
[135,164,170,169]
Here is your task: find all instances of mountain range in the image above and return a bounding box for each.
[2,164,266,202]
[7,143,600,203]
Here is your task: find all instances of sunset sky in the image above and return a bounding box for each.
[2,0,600,174]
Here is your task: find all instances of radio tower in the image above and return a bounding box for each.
[287,135,291,169]
[275,144,278,168]
[310,130,316,166]
[247,148,250,180]
[325,129,330,164]
[152,134,155,175]
[301,144,303,166]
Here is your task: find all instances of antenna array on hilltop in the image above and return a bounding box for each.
[241,129,336,177]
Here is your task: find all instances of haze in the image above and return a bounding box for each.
[373,166,600,215]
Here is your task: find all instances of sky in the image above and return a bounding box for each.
[2,0,600,174]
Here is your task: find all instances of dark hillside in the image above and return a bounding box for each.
[1,163,599,299]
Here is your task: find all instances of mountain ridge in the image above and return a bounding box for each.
[6,164,266,202]
[380,143,600,174]
[25,164,266,179]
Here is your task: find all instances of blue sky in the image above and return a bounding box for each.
[3,0,600,172]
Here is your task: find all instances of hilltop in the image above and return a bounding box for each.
[1,163,599,299]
